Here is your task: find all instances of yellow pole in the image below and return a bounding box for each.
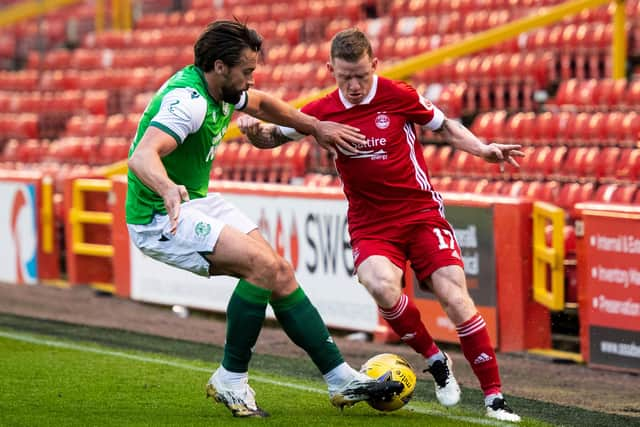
[0,0,82,28]
[70,179,85,247]
[612,0,627,79]
[95,0,104,33]
[111,0,121,30]
[122,0,132,31]
[41,176,54,254]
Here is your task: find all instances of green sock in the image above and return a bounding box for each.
[222,279,271,373]
[271,287,344,374]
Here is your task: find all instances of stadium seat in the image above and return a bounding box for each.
[562,147,592,181]
[231,143,252,181]
[594,78,627,110]
[594,147,621,182]
[614,148,640,183]
[449,150,473,177]
[533,112,559,146]
[557,182,596,214]
[430,145,452,177]
[620,112,640,147]
[281,140,312,183]
[503,112,535,146]
[604,111,626,146]
[593,184,638,204]
[626,80,640,108]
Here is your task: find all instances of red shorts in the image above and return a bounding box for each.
[351,214,464,282]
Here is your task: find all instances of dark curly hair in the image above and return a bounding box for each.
[194,20,263,72]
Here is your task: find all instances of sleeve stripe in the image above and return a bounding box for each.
[277,125,304,140]
[150,121,182,144]
[424,106,445,131]
[235,91,248,110]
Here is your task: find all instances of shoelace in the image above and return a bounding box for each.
[488,398,515,413]
[425,359,450,388]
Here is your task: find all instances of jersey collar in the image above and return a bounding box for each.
[193,65,217,103]
[338,74,379,109]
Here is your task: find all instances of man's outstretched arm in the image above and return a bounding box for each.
[242,89,361,155]
[437,118,525,171]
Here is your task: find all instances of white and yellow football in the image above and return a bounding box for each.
[360,353,417,411]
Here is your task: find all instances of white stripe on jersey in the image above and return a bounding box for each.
[403,122,445,216]
[403,122,429,190]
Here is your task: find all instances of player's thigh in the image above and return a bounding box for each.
[128,195,260,277]
[407,216,464,283]
[207,225,280,279]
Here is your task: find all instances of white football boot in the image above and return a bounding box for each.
[485,395,521,422]
[328,369,404,409]
[206,368,269,418]
[425,353,461,407]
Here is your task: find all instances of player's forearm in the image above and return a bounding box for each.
[441,119,488,157]
[246,89,319,136]
[128,149,177,198]
[248,124,293,149]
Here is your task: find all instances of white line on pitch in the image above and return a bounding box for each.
[0,329,511,426]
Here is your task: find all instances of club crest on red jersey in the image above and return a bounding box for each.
[375,113,390,129]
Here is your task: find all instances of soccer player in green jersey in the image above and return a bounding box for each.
[125,20,401,418]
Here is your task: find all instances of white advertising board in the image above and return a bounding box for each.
[130,191,379,332]
[0,182,38,284]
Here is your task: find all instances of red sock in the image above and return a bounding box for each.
[379,294,439,358]
[456,313,501,396]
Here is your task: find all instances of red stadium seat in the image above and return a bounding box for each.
[545,146,569,181]
[620,112,640,147]
[595,147,622,182]
[626,80,640,108]
[429,145,452,177]
[557,182,596,214]
[508,146,532,180]
[533,112,560,145]
[231,143,252,181]
[505,180,527,197]
[572,112,593,145]
[614,148,640,183]
[562,147,594,181]
[593,184,638,204]
[450,150,473,177]
[594,78,627,110]
[604,111,626,146]
[505,112,535,146]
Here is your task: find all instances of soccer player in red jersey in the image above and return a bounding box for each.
[238,28,523,422]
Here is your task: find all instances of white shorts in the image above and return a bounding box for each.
[127,193,257,277]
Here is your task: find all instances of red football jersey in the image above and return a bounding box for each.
[301,76,446,238]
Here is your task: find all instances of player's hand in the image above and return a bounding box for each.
[162,184,189,234]
[237,115,287,149]
[237,115,267,143]
[312,121,364,156]
[237,114,263,139]
[482,143,525,173]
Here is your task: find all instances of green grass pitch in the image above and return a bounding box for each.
[0,314,634,427]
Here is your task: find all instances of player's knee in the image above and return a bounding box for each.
[245,252,280,287]
[272,257,295,286]
[441,289,474,315]
[363,275,400,307]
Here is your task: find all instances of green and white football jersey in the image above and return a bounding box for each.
[125,65,247,224]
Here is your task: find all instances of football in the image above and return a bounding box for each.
[360,353,417,411]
